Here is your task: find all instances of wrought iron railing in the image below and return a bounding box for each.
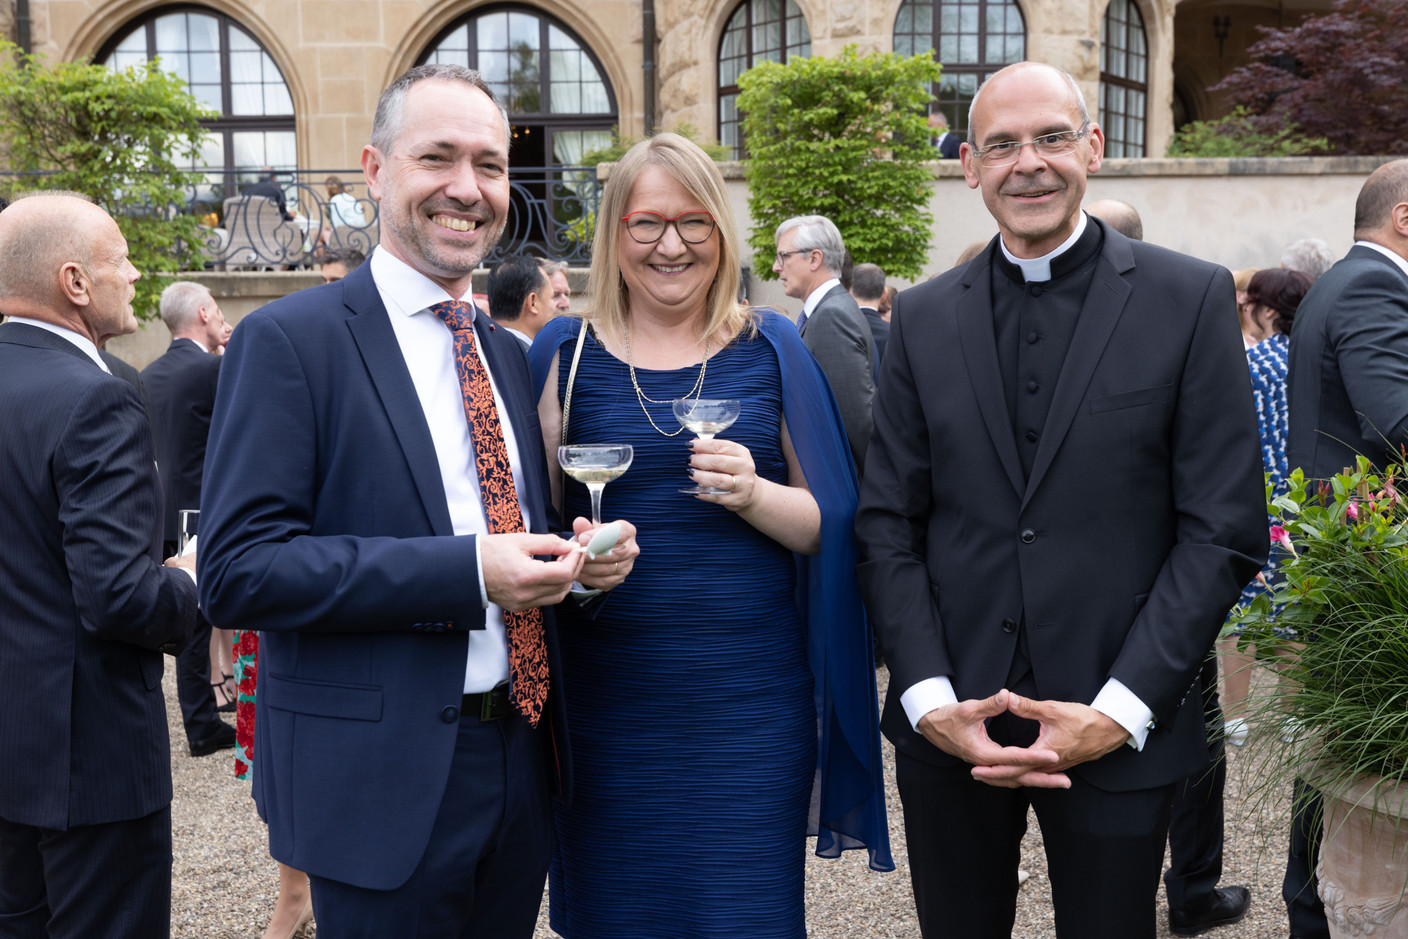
[0,166,601,270]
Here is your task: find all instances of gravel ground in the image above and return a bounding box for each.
[168,666,1298,938]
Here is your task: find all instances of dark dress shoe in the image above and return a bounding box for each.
[188,723,238,757]
[1169,886,1251,936]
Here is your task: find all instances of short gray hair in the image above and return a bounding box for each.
[967,63,1090,146]
[370,64,510,155]
[1280,237,1336,281]
[538,258,568,278]
[159,280,214,335]
[775,215,846,276]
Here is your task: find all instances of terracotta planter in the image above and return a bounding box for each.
[1316,775,1408,937]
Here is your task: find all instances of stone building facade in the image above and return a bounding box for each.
[10,0,1328,175]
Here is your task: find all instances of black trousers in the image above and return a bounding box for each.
[896,749,1174,939]
[1164,655,1226,912]
[0,806,171,939]
[307,709,552,938]
[1284,779,1330,939]
[174,609,228,748]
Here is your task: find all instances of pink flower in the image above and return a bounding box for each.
[1270,524,1297,556]
[1346,501,1360,520]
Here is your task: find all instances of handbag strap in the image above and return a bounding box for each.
[560,317,590,447]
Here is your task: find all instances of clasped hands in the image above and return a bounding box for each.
[480,518,639,611]
[917,689,1130,789]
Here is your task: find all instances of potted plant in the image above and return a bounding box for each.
[1229,455,1408,938]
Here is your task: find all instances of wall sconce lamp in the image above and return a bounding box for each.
[1213,15,1231,58]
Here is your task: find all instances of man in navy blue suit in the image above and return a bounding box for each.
[142,280,238,755]
[0,192,200,937]
[198,65,638,937]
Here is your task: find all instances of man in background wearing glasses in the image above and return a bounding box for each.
[857,62,1267,938]
[772,214,876,473]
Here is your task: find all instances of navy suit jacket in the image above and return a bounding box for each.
[1287,243,1408,478]
[856,222,1267,791]
[198,262,568,890]
[141,338,221,545]
[0,323,198,829]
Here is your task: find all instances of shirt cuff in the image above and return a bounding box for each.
[178,567,197,587]
[900,676,958,730]
[475,539,488,610]
[1091,678,1154,751]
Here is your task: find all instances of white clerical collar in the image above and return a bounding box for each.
[1355,240,1408,280]
[370,245,483,322]
[803,278,842,317]
[4,316,110,372]
[1000,212,1090,283]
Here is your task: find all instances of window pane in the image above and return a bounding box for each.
[581,81,610,114]
[959,35,978,62]
[480,12,508,49]
[154,14,187,53]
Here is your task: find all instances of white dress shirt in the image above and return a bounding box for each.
[5,316,110,372]
[902,210,1154,751]
[802,277,843,321]
[370,247,532,694]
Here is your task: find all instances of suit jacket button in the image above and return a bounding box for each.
[1001,618,1017,633]
[1020,529,1036,543]
[440,706,458,723]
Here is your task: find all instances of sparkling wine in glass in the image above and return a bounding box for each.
[557,443,633,524]
[672,398,741,494]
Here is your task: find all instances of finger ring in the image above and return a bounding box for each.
[728,476,736,493]
[613,561,620,575]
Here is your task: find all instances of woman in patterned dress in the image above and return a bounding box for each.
[1218,267,1314,744]
[233,630,315,938]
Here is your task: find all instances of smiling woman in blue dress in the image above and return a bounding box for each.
[529,133,891,938]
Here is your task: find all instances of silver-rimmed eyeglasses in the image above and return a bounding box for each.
[622,210,717,244]
[971,122,1091,167]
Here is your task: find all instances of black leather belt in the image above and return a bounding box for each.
[462,682,512,722]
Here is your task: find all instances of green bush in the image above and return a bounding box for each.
[1166,107,1329,158]
[0,42,214,320]
[737,45,942,281]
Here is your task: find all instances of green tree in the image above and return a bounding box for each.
[1166,106,1329,157]
[737,46,942,281]
[0,42,214,320]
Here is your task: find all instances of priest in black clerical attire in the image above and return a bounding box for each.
[856,62,1267,939]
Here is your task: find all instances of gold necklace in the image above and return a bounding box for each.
[623,323,709,437]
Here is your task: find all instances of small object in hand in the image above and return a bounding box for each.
[578,521,622,558]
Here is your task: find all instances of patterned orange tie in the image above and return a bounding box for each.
[432,300,549,726]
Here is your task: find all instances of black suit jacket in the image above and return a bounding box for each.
[799,283,876,471]
[860,305,890,376]
[1287,243,1408,478]
[142,339,222,545]
[856,223,1267,791]
[0,323,198,829]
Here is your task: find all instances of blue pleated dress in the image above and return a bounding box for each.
[542,320,815,938]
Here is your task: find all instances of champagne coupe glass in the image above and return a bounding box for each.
[557,444,634,524]
[672,398,741,494]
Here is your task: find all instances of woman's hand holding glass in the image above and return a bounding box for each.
[571,517,639,592]
[687,437,759,509]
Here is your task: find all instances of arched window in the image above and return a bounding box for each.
[894,0,1025,140]
[423,7,617,169]
[1100,0,1148,157]
[718,0,811,158]
[101,8,296,181]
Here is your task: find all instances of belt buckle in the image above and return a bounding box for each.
[481,682,510,722]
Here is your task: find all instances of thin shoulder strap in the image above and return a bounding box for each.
[560,317,590,447]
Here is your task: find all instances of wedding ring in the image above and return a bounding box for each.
[612,561,620,575]
[727,476,736,493]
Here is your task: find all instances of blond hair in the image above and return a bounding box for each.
[586,132,755,345]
